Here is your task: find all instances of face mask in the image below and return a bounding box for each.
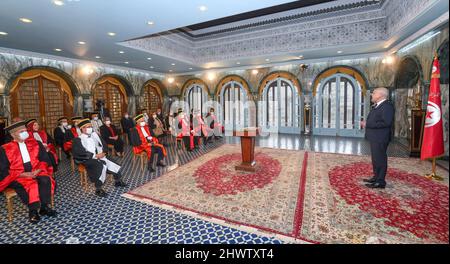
[125,115,129,118]
[62,122,68,127]
[86,127,93,135]
[93,117,98,121]
[67,125,72,129]
[19,131,29,140]
[180,115,185,119]
[105,121,111,125]
[140,122,146,127]
[152,115,157,119]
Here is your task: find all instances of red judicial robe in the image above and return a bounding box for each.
[63,127,79,152]
[27,130,58,165]
[0,140,55,204]
[131,125,167,159]
[177,118,194,150]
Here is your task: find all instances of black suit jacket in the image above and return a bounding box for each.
[365,100,395,143]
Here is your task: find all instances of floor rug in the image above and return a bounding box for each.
[301,152,449,244]
[123,144,310,243]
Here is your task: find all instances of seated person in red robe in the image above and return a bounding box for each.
[130,114,167,172]
[100,116,124,156]
[72,119,127,197]
[26,119,58,171]
[0,120,56,223]
[205,108,223,139]
[176,111,194,151]
[53,116,70,159]
[63,116,83,153]
[192,110,212,145]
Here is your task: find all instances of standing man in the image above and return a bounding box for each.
[121,112,135,144]
[90,112,103,135]
[360,87,394,189]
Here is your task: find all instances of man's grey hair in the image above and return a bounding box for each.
[374,87,389,99]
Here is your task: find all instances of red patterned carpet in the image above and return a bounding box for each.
[303,152,448,244]
[124,145,449,244]
[124,144,309,243]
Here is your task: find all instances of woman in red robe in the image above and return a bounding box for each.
[177,111,194,151]
[26,119,58,171]
[0,121,56,223]
[130,114,167,172]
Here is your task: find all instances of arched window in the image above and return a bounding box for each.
[314,73,366,137]
[260,76,301,134]
[185,84,208,114]
[9,69,74,134]
[220,80,248,131]
[142,81,163,114]
[93,77,128,126]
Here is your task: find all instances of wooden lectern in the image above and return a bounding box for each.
[233,127,259,172]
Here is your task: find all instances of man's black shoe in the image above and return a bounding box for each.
[363,178,376,183]
[95,189,107,197]
[365,183,386,189]
[157,161,166,167]
[115,180,128,187]
[29,210,40,223]
[40,206,57,217]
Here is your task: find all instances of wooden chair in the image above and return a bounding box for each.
[70,156,75,172]
[56,146,62,161]
[176,137,185,151]
[3,188,54,222]
[77,164,113,192]
[107,144,116,156]
[132,151,147,172]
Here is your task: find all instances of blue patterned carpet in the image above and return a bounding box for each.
[0,137,282,244]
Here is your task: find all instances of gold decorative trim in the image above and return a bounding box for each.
[181,78,210,100]
[94,76,128,103]
[312,67,367,96]
[10,69,74,105]
[257,71,301,99]
[215,75,252,99]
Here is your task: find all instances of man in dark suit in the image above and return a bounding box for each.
[360,87,394,189]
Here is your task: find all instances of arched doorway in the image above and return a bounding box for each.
[141,80,163,114]
[258,72,302,134]
[92,76,128,127]
[9,69,75,134]
[182,79,209,114]
[394,56,423,140]
[312,67,368,137]
[217,76,251,131]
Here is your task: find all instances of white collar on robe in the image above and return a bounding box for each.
[33,131,43,143]
[18,141,31,163]
[79,132,103,156]
[140,126,149,138]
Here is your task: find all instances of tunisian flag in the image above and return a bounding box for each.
[421,56,444,160]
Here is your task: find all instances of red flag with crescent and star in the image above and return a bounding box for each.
[421,55,444,160]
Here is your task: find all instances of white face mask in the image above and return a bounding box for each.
[179,114,185,119]
[86,127,93,135]
[125,115,129,118]
[140,122,146,127]
[67,125,72,129]
[62,122,68,127]
[105,120,111,125]
[19,131,29,141]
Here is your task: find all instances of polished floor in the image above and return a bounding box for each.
[0,134,446,244]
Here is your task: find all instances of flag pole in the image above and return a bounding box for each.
[425,158,444,181]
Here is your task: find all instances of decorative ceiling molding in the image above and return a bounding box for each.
[119,0,444,67]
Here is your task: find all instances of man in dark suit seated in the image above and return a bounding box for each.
[100,116,124,156]
[360,87,395,189]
